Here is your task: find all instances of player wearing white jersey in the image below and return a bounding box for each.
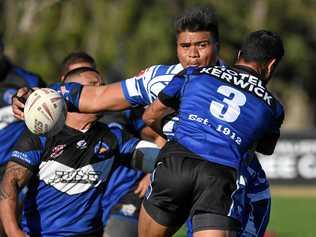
[121,62,223,107]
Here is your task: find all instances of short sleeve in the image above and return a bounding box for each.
[110,126,139,160]
[269,102,285,137]
[121,64,182,106]
[121,66,157,106]
[10,129,44,171]
[158,73,185,110]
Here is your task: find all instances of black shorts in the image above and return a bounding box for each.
[143,141,241,232]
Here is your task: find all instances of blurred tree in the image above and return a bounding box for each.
[0,0,315,128]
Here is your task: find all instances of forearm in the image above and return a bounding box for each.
[143,100,174,137]
[80,82,131,113]
[0,162,31,237]
[0,180,22,236]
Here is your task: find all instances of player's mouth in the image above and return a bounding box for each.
[187,63,200,67]
[187,61,202,67]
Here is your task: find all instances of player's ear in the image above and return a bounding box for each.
[267,58,277,76]
[237,50,242,61]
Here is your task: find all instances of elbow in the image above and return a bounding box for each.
[256,146,275,155]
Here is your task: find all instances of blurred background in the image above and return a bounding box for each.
[0,0,315,236]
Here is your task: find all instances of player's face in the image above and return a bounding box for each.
[76,71,102,86]
[66,71,102,119]
[177,31,218,68]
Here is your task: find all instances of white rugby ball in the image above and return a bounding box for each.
[24,88,67,136]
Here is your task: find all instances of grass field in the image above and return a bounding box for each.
[174,186,316,237]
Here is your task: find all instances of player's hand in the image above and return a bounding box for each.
[134,174,151,198]
[11,87,34,120]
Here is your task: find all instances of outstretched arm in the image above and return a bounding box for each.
[11,82,131,120]
[0,162,32,237]
[79,82,131,112]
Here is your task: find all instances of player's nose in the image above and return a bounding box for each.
[188,46,199,58]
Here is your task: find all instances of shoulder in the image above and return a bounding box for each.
[265,90,284,120]
[18,129,46,149]
[94,121,123,142]
[273,98,285,122]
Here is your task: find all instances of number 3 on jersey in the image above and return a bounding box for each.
[210,85,246,122]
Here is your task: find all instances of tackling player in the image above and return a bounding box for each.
[141,30,284,237]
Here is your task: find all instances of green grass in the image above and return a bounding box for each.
[267,196,316,237]
[174,227,187,237]
[174,196,316,237]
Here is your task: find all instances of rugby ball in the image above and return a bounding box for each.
[24,88,67,136]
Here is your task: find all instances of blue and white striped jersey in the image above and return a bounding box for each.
[121,61,223,106]
[121,63,184,106]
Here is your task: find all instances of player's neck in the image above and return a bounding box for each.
[65,112,97,132]
[235,61,260,74]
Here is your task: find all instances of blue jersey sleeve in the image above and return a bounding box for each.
[110,126,139,160]
[272,103,284,133]
[10,129,45,170]
[122,107,146,137]
[158,74,185,109]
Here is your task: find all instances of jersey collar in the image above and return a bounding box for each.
[232,64,265,83]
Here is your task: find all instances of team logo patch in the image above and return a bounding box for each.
[48,169,101,185]
[50,144,66,159]
[76,139,87,149]
[94,141,109,159]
